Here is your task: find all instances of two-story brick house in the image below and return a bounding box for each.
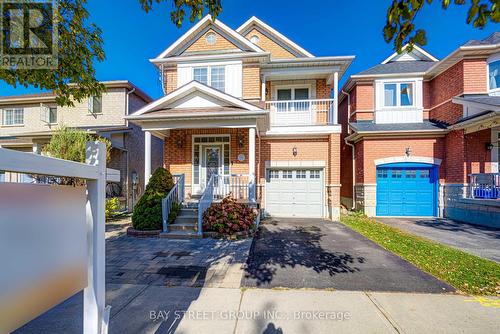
[340,33,500,227]
[127,16,354,220]
[0,80,164,210]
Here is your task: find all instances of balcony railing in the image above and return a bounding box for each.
[265,98,335,126]
[468,173,500,199]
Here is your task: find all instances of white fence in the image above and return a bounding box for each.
[0,142,118,334]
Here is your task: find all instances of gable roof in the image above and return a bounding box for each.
[352,61,436,77]
[126,81,263,118]
[154,15,264,60]
[464,32,500,47]
[236,16,314,58]
[381,44,438,64]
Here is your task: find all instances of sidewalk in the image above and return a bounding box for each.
[16,285,500,334]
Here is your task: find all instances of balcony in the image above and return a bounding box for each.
[265,99,336,126]
[468,173,500,200]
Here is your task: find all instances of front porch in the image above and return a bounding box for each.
[162,129,258,201]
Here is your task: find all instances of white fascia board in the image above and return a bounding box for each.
[150,52,270,65]
[127,81,263,117]
[154,15,263,60]
[381,44,439,64]
[351,72,427,79]
[236,16,314,58]
[126,110,268,120]
[134,117,259,131]
[264,125,341,137]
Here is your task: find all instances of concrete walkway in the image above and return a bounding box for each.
[377,218,500,263]
[15,285,500,334]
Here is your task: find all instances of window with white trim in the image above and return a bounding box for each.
[488,60,500,91]
[88,96,102,114]
[193,66,226,92]
[49,107,57,124]
[2,108,24,126]
[384,82,414,107]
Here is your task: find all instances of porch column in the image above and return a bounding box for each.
[144,131,151,187]
[249,127,256,202]
[261,75,266,102]
[332,71,339,124]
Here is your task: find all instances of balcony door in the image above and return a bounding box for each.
[276,87,311,124]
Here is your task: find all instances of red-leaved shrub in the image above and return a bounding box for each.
[202,196,258,235]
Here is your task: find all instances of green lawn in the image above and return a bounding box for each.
[340,213,500,296]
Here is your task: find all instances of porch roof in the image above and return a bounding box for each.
[125,81,269,135]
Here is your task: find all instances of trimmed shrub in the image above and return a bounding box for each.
[132,168,174,230]
[105,197,120,219]
[203,196,257,235]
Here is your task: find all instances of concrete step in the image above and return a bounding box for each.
[178,208,198,217]
[174,215,197,224]
[169,222,197,231]
[160,230,202,239]
[183,201,199,209]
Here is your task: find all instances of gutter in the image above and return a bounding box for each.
[448,110,500,130]
[150,52,271,65]
[125,110,269,120]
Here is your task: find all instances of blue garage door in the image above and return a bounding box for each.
[376,163,437,217]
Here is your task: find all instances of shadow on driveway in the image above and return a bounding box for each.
[243,218,454,293]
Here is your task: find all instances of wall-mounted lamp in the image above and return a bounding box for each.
[238,134,244,148]
[405,147,412,157]
[486,143,494,151]
[292,147,298,157]
[176,138,184,149]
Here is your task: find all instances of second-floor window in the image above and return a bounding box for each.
[49,107,57,123]
[2,108,24,126]
[193,66,225,92]
[88,96,102,114]
[384,82,414,107]
[489,60,500,91]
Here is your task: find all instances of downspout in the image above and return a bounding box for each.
[160,64,166,95]
[342,89,356,210]
[124,87,136,212]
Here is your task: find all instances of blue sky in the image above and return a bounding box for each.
[0,0,498,99]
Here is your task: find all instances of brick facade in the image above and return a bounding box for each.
[340,48,494,218]
[163,131,341,219]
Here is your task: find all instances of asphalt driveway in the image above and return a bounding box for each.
[243,218,454,293]
[377,218,500,263]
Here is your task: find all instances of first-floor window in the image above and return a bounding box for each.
[193,145,200,184]
[2,108,24,125]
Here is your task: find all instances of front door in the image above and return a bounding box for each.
[204,146,222,186]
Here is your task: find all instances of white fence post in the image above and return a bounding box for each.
[84,141,109,334]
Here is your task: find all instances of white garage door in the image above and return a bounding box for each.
[265,169,323,218]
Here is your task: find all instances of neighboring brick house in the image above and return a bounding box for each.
[340,33,500,227]
[0,81,164,210]
[127,16,354,220]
